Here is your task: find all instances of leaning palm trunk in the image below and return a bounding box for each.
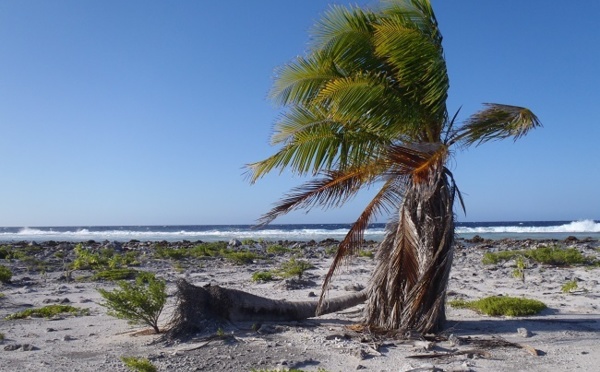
[166,279,367,340]
[365,169,455,333]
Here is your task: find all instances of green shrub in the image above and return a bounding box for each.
[0,265,12,283]
[0,332,5,341]
[449,296,546,316]
[483,245,593,266]
[251,271,274,282]
[72,244,140,270]
[526,246,588,266]
[121,356,157,372]
[278,258,313,279]
[6,305,89,320]
[98,272,166,333]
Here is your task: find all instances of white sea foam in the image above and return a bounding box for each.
[455,219,600,234]
[1,221,598,242]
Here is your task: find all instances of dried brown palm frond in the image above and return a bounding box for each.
[365,166,455,333]
[316,176,405,314]
[256,161,387,227]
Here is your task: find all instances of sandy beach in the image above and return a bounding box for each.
[1,237,599,372]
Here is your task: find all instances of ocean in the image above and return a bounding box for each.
[0,220,599,243]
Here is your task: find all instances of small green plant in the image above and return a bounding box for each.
[512,256,526,282]
[0,265,12,283]
[120,356,157,372]
[154,245,189,260]
[92,268,139,281]
[266,244,290,254]
[5,304,89,320]
[222,250,261,265]
[98,272,167,333]
[216,327,225,337]
[358,249,374,258]
[561,280,578,293]
[251,271,274,282]
[449,296,546,316]
[278,258,313,279]
[0,332,5,341]
[482,250,520,265]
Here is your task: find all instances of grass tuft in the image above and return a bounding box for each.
[121,356,157,372]
[6,305,89,320]
[449,296,546,316]
[561,280,578,293]
[92,268,139,281]
[251,271,274,282]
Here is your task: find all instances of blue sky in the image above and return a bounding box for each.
[1,1,598,226]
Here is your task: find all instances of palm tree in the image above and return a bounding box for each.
[246,0,540,333]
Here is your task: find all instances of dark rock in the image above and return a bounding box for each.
[467,235,485,243]
[21,344,36,351]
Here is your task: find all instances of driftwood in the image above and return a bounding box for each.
[165,279,367,340]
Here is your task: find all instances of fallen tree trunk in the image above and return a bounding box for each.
[165,279,367,340]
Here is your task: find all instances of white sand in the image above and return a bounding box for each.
[1,239,599,372]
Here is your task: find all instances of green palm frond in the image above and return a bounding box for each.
[312,5,377,65]
[451,103,542,147]
[247,108,392,182]
[270,51,341,107]
[373,15,448,126]
[246,120,345,182]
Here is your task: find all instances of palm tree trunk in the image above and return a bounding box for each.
[166,279,366,339]
[365,170,455,333]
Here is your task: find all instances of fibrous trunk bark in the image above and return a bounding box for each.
[365,171,455,333]
[166,279,366,340]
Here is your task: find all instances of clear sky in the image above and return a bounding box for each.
[1,1,598,227]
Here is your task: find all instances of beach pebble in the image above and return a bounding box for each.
[517,327,532,338]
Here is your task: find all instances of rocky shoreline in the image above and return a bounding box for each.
[1,237,599,371]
